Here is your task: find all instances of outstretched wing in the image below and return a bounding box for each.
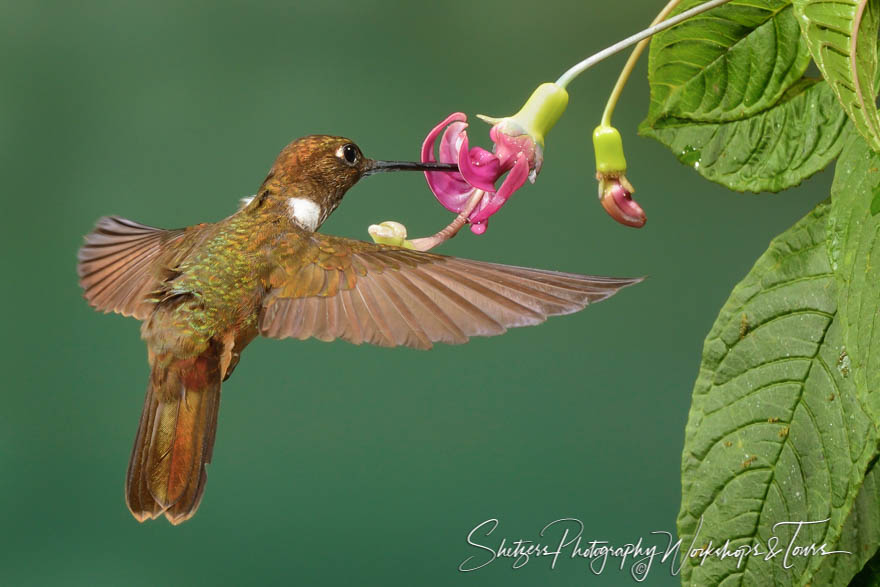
[77,217,185,319]
[259,233,642,350]
[77,216,201,319]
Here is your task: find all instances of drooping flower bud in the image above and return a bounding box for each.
[593,124,646,228]
[598,175,645,228]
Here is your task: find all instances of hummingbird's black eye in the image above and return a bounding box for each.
[340,143,359,166]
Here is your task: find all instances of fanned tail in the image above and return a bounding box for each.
[126,350,221,525]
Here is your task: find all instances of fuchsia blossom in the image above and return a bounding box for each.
[421,113,534,234]
[418,83,568,235]
[372,82,661,250]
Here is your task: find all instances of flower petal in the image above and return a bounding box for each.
[439,121,467,164]
[457,133,501,192]
[470,219,488,235]
[422,113,477,213]
[469,154,529,225]
[421,112,466,163]
[599,178,646,228]
[490,125,537,171]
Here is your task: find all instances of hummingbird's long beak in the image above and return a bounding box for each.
[363,159,459,176]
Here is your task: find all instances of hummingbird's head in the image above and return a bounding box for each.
[256,135,457,231]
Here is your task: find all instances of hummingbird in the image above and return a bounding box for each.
[77,135,641,525]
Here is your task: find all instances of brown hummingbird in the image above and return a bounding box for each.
[77,135,641,525]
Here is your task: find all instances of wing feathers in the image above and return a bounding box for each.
[261,240,642,349]
[355,279,399,346]
[368,275,433,349]
[386,271,468,345]
[339,290,365,345]
[447,267,576,316]
[405,268,506,338]
[427,264,546,327]
[78,216,186,319]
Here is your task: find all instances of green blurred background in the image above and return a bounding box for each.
[0,1,830,585]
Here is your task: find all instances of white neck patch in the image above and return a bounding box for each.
[287,197,322,231]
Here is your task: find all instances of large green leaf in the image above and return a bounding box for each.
[641,78,850,192]
[812,460,880,584]
[851,539,880,585]
[853,555,880,585]
[645,0,811,125]
[678,203,876,585]
[828,133,880,426]
[793,0,880,152]
[641,0,848,192]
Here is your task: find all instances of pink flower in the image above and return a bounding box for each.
[421,112,534,235]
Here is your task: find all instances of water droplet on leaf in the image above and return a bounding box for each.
[679,145,702,167]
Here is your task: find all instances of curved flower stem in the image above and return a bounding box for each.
[555,0,734,90]
[601,0,682,127]
[409,190,486,251]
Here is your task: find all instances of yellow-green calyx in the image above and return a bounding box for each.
[477,82,569,147]
[367,221,415,249]
[593,125,627,175]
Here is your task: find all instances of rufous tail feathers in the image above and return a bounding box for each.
[126,350,221,525]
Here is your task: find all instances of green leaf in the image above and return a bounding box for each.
[678,203,876,585]
[871,189,880,216]
[641,78,850,192]
[641,0,849,192]
[828,133,880,426]
[851,537,880,585]
[793,0,880,152]
[812,460,880,585]
[645,0,811,125]
[852,557,880,585]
